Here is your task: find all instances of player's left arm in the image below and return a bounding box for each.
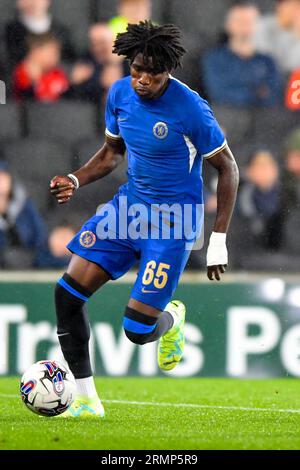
[205,145,239,281]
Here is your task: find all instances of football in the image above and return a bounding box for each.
[20,360,76,417]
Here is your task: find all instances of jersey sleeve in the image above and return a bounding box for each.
[186,95,226,159]
[105,84,121,139]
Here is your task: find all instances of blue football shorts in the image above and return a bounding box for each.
[67,185,201,310]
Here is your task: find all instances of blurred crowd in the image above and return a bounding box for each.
[0,0,300,271]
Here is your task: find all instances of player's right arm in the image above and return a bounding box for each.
[50,136,126,204]
[51,81,125,204]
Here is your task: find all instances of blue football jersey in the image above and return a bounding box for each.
[105,75,226,205]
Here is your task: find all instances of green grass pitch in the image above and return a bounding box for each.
[1,377,300,450]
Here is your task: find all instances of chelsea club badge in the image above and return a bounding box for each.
[153,122,168,139]
[79,231,96,248]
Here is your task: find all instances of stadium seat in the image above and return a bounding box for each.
[252,0,275,13]
[67,173,127,217]
[173,29,213,92]
[50,0,92,53]
[45,205,84,232]
[0,41,7,71]
[95,0,118,21]
[0,102,23,142]
[26,101,98,146]
[0,0,15,34]
[187,211,243,271]
[228,138,284,169]
[212,105,253,148]
[166,0,274,37]
[2,247,34,270]
[238,250,300,271]
[75,137,127,180]
[283,208,300,255]
[226,209,300,271]
[251,107,300,151]
[2,139,72,214]
[73,136,105,167]
[166,0,232,39]
[151,0,166,24]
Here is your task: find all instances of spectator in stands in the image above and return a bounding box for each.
[69,23,123,103]
[238,149,283,249]
[5,0,75,69]
[109,0,151,36]
[202,2,282,107]
[13,33,69,102]
[255,0,300,73]
[281,129,300,211]
[34,223,76,268]
[0,161,47,268]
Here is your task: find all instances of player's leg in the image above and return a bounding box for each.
[123,239,191,370]
[55,199,138,417]
[55,254,110,418]
[55,254,110,384]
[124,298,186,371]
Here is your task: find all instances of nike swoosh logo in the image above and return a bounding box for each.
[163,360,177,366]
[142,287,158,294]
[117,117,127,122]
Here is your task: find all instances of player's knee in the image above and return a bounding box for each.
[55,273,92,307]
[124,330,148,345]
[55,273,92,339]
[123,306,158,345]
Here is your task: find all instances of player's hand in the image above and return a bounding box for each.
[50,175,75,204]
[206,231,228,281]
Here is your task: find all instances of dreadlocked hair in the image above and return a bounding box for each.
[113,21,186,72]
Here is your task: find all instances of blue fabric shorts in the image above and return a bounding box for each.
[67,186,201,310]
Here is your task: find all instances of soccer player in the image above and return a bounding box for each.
[50,21,239,418]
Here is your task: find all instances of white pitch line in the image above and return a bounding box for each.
[2,393,300,415]
[0,393,18,399]
[103,399,300,414]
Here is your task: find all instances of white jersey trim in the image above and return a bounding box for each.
[202,140,227,159]
[169,75,199,96]
[184,135,198,172]
[105,128,122,139]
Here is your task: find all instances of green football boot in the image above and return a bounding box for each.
[158,300,186,371]
[58,395,105,418]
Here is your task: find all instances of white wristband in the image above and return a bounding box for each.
[206,231,228,266]
[67,173,80,190]
[210,231,226,245]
